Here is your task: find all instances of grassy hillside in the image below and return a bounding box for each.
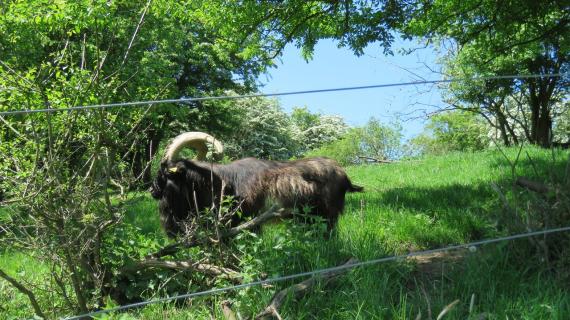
[1,146,569,319]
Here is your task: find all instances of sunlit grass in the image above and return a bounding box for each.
[2,146,569,319]
[0,251,54,319]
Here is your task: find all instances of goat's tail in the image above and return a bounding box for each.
[347,181,364,193]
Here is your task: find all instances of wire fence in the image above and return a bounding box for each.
[1,73,567,116]
[2,71,568,319]
[64,226,570,320]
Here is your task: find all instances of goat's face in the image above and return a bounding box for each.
[152,160,220,220]
[150,132,225,237]
[150,160,183,200]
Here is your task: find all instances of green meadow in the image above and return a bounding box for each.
[2,146,569,319]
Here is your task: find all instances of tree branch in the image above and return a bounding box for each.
[0,268,46,319]
[130,259,243,283]
[255,257,359,319]
[145,206,289,260]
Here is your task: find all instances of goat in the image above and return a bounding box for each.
[150,132,363,238]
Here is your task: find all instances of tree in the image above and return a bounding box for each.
[404,0,569,147]
[208,0,569,147]
[290,107,349,156]
[202,0,405,60]
[308,118,403,165]
[0,1,276,316]
[222,96,297,160]
[0,0,275,187]
[409,110,490,155]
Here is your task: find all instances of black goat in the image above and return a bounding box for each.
[150,132,362,237]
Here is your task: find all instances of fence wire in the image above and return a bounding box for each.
[64,226,570,320]
[1,73,567,116]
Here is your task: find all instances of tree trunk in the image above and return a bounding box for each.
[535,110,552,147]
[525,46,562,148]
[528,80,554,147]
[495,110,512,146]
[131,128,163,187]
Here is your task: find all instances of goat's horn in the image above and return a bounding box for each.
[163,132,224,161]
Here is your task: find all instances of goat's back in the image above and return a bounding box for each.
[244,157,357,207]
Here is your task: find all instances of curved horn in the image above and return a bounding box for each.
[163,132,224,161]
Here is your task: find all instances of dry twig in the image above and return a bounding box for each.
[436,299,460,320]
[127,259,243,283]
[255,257,359,320]
[221,300,237,320]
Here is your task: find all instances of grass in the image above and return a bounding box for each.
[1,146,569,319]
[0,252,53,320]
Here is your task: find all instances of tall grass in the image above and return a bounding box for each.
[1,146,569,319]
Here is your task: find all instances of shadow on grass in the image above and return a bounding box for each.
[377,183,495,213]
[122,194,162,235]
[490,148,569,184]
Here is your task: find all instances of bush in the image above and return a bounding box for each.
[409,110,490,155]
[307,118,403,165]
[290,107,349,156]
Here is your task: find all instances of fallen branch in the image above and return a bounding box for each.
[255,257,359,320]
[221,300,237,320]
[223,206,290,238]
[126,207,292,294]
[515,177,550,194]
[145,206,289,260]
[144,239,197,260]
[127,259,243,283]
[357,156,394,164]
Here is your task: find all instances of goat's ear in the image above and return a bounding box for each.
[168,166,179,173]
[164,162,186,178]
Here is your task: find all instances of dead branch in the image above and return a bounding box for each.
[127,259,243,283]
[0,268,46,319]
[221,300,237,320]
[129,207,291,289]
[436,299,460,320]
[255,257,359,320]
[357,156,394,164]
[144,240,195,260]
[223,206,289,238]
[145,206,290,260]
[515,177,550,194]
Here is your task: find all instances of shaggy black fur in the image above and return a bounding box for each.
[151,157,362,238]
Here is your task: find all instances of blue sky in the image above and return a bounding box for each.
[259,38,445,140]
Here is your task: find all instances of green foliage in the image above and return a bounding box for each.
[409,110,490,155]
[0,0,276,191]
[356,117,403,161]
[308,118,403,165]
[290,106,349,156]
[1,1,569,318]
[201,1,405,58]
[0,2,282,316]
[206,99,350,160]
[3,147,570,319]
[404,0,569,147]
[306,129,362,166]
[220,95,297,160]
[202,0,568,147]
[553,101,570,143]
